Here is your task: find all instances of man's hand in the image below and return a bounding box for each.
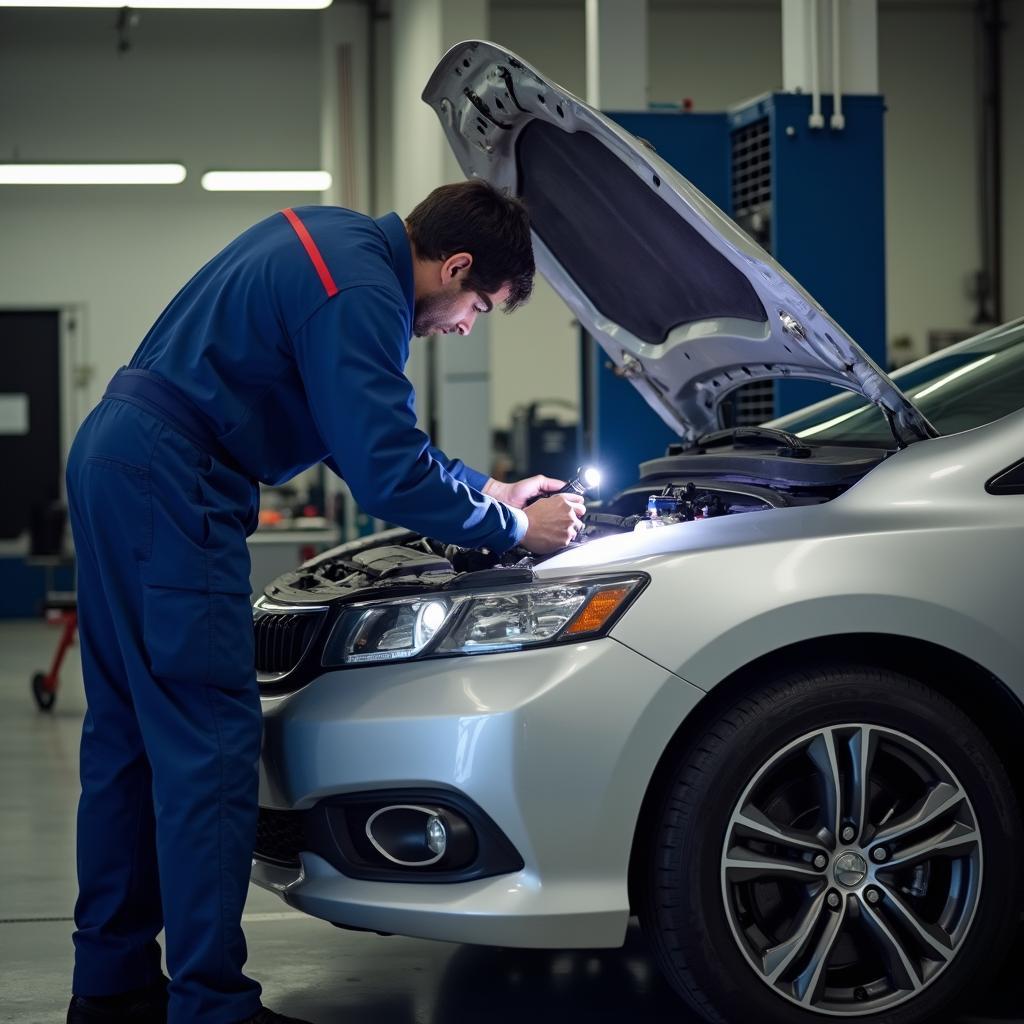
[483,475,566,509]
[521,492,585,553]
[483,475,582,552]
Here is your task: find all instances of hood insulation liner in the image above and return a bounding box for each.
[515,120,767,345]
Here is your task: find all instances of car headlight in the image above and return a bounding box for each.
[321,574,646,668]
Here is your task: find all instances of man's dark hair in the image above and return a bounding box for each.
[406,179,534,312]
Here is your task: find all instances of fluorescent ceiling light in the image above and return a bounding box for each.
[0,163,186,184]
[0,1,331,8]
[201,170,332,192]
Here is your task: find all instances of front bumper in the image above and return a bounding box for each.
[255,637,704,948]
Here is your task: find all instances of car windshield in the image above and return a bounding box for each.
[771,318,1024,445]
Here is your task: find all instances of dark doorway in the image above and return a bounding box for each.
[0,311,62,540]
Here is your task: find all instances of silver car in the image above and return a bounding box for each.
[252,41,1024,1024]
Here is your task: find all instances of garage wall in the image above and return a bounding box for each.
[881,2,983,360]
[1003,0,1024,328]
[647,1,782,109]
[0,8,322,430]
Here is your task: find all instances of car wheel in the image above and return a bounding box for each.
[638,665,1022,1024]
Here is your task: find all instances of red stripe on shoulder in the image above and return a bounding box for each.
[281,208,339,298]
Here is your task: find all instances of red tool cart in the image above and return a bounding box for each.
[32,590,77,712]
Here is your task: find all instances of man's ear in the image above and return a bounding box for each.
[441,252,473,283]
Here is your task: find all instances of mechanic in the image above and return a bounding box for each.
[64,180,584,1024]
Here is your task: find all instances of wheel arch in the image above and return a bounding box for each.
[627,632,1024,912]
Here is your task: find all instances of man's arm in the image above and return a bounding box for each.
[293,286,524,551]
[424,444,489,492]
[423,447,568,512]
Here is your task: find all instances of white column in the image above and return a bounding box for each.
[317,2,373,536]
[320,1,372,212]
[391,0,492,477]
[783,0,878,127]
[585,0,648,110]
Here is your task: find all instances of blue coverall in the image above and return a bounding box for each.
[65,207,526,1023]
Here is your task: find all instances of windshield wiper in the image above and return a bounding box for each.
[690,426,813,459]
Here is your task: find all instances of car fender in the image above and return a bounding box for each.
[610,525,1024,698]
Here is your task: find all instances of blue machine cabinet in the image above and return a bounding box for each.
[583,95,886,493]
[735,93,887,415]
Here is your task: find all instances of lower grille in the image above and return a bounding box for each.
[254,610,324,675]
[254,807,307,867]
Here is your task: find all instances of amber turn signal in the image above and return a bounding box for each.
[565,585,632,636]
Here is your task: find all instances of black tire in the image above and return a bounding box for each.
[31,671,56,711]
[638,664,1022,1024]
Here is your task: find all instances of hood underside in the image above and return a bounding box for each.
[422,40,937,448]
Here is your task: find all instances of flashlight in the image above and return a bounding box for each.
[558,466,602,497]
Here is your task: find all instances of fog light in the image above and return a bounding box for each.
[347,800,479,872]
[426,815,447,857]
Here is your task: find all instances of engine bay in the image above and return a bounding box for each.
[261,478,819,607]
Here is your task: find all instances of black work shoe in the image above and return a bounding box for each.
[67,979,169,1023]
[237,1009,316,1024]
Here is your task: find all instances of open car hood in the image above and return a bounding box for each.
[422,40,937,447]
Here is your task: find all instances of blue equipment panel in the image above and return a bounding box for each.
[738,93,887,414]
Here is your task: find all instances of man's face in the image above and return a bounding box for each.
[412,252,511,338]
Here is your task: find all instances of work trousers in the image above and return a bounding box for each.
[66,396,263,1024]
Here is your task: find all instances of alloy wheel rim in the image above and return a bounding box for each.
[720,724,983,1016]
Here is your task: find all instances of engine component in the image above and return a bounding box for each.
[444,544,508,574]
[633,482,726,531]
[351,545,453,579]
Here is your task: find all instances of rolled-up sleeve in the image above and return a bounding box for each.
[292,285,523,551]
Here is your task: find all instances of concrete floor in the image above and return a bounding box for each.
[2,619,1021,1024]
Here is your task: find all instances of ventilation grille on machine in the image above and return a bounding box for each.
[254,611,325,676]
[729,115,775,426]
[729,381,777,425]
[731,116,771,226]
[254,807,306,867]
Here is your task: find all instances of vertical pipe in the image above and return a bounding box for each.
[978,0,1003,323]
[585,0,601,108]
[809,0,824,128]
[367,0,378,216]
[989,0,1003,322]
[830,0,844,129]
